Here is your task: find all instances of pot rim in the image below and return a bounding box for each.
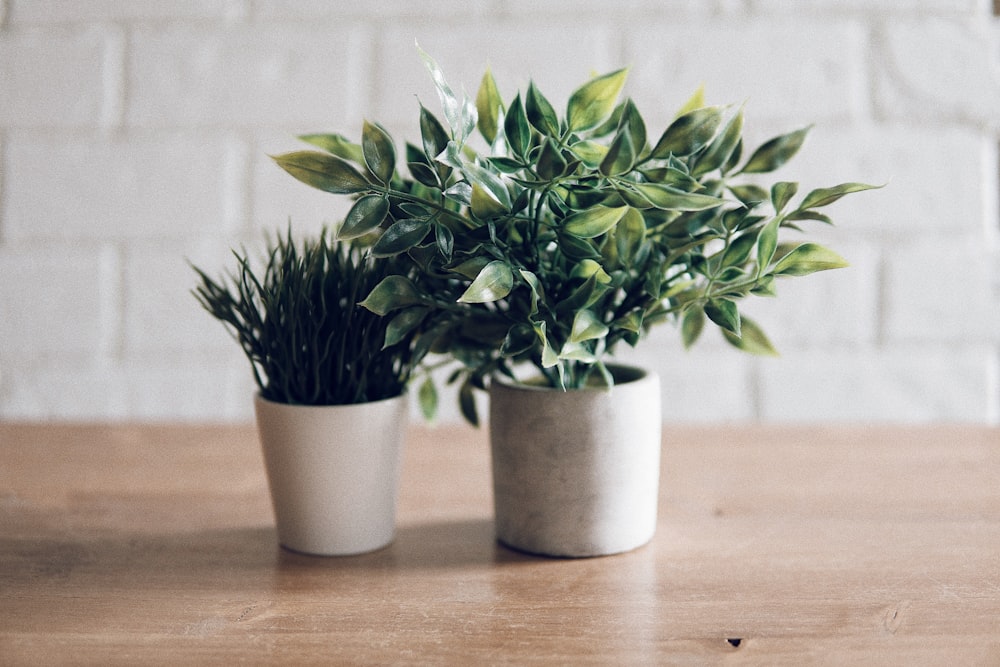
[490,363,654,393]
[254,389,407,410]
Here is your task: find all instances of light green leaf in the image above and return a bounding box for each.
[681,307,705,349]
[570,258,612,284]
[476,67,503,144]
[558,341,597,363]
[418,45,468,141]
[371,218,431,257]
[756,216,781,274]
[569,309,609,343]
[615,207,646,265]
[297,133,364,164]
[770,181,799,214]
[722,316,779,356]
[599,123,637,176]
[691,107,743,177]
[358,276,423,315]
[739,126,810,174]
[338,194,389,240]
[674,85,706,117]
[650,105,726,158]
[463,160,512,210]
[563,206,628,238]
[569,139,609,168]
[566,68,629,132]
[772,243,849,276]
[458,260,514,303]
[631,183,725,211]
[272,151,371,194]
[797,182,884,210]
[418,376,438,422]
[361,120,396,185]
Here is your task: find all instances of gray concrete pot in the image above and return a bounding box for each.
[254,393,406,556]
[488,365,662,557]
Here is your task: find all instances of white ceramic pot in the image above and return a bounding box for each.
[489,365,661,557]
[253,393,406,556]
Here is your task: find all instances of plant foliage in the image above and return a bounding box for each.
[273,50,881,423]
[191,228,426,406]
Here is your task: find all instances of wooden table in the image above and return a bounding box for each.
[1,422,998,665]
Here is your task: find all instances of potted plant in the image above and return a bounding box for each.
[191,228,429,556]
[272,51,880,557]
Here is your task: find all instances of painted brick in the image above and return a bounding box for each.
[255,0,491,19]
[0,27,107,127]
[874,17,1000,129]
[0,246,113,360]
[122,356,251,422]
[758,346,996,422]
[8,0,247,23]
[750,0,985,14]
[127,25,363,129]
[622,18,867,128]
[883,238,1000,344]
[0,361,127,421]
[3,132,231,241]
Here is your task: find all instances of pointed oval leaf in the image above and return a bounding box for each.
[504,93,532,158]
[339,194,389,240]
[525,81,560,137]
[566,68,629,132]
[476,67,504,143]
[681,307,705,349]
[464,161,512,210]
[384,306,429,348]
[772,243,848,276]
[420,105,450,162]
[536,137,569,181]
[632,183,725,211]
[570,139,609,168]
[470,182,508,219]
[358,275,423,315]
[771,181,799,214]
[371,218,431,257]
[704,298,741,336]
[418,376,438,422]
[722,315,779,356]
[691,107,743,177]
[563,206,628,238]
[272,151,371,194]
[756,216,782,272]
[798,182,883,210]
[569,309,610,343]
[458,260,514,303]
[739,126,810,174]
[297,133,364,164]
[650,105,726,158]
[362,120,396,185]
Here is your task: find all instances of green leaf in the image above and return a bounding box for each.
[362,120,396,185]
[463,160,512,210]
[418,45,471,141]
[297,133,364,164]
[691,107,743,177]
[339,194,389,240]
[569,309,610,343]
[272,151,371,194]
[536,138,568,181]
[729,184,769,205]
[418,376,438,422]
[681,307,705,349]
[721,229,758,268]
[620,100,647,159]
[420,105,450,162]
[631,183,725,211]
[504,94,532,158]
[722,315,779,356]
[458,378,479,426]
[756,216,781,273]
[458,260,514,303]
[797,182,883,210]
[739,126,810,174]
[371,219,431,257]
[771,181,799,214]
[650,105,726,158]
[569,258,612,284]
[563,206,628,238]
[566,68,629,132]
[358,276,423,315]
[525,81,560,137]
[615,207,646,265]
[569,140,609,168]
[674,85,706,117]
[772,243,848,276]
[476,67,503,143]
[704,298,741,336]
[599,123,637,176]
[384,307,428,348]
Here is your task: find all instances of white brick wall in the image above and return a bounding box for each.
[1,0,998,423]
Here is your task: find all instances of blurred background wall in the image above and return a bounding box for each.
[1,0,998,423]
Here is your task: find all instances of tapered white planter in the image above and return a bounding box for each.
[489,365,661,558]
[253,393,406,556]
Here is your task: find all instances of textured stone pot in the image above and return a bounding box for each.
[488,365,661,557]
[253,393,406,556]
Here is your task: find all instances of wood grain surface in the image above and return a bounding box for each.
[1,422,998,665]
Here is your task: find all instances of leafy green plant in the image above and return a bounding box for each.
[273,51,880,422]
[191,227,427,406]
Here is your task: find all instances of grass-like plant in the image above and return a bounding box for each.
[191,228,424,406]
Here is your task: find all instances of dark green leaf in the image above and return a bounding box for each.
[339,194,389,240]
[797,182,883,210]
[384,307,429,348]
[525,82,560,137]
[362,120,396,185]
[704,298,741,336]
[371,219,431,257]
[756,216,781,272]
[420,105,450,161]
[537,137,568,180]
[599,124,636,176]
[650,105,726,158]
[358,275,423,315]
[691,108,743,177]
[504,94,532,158]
